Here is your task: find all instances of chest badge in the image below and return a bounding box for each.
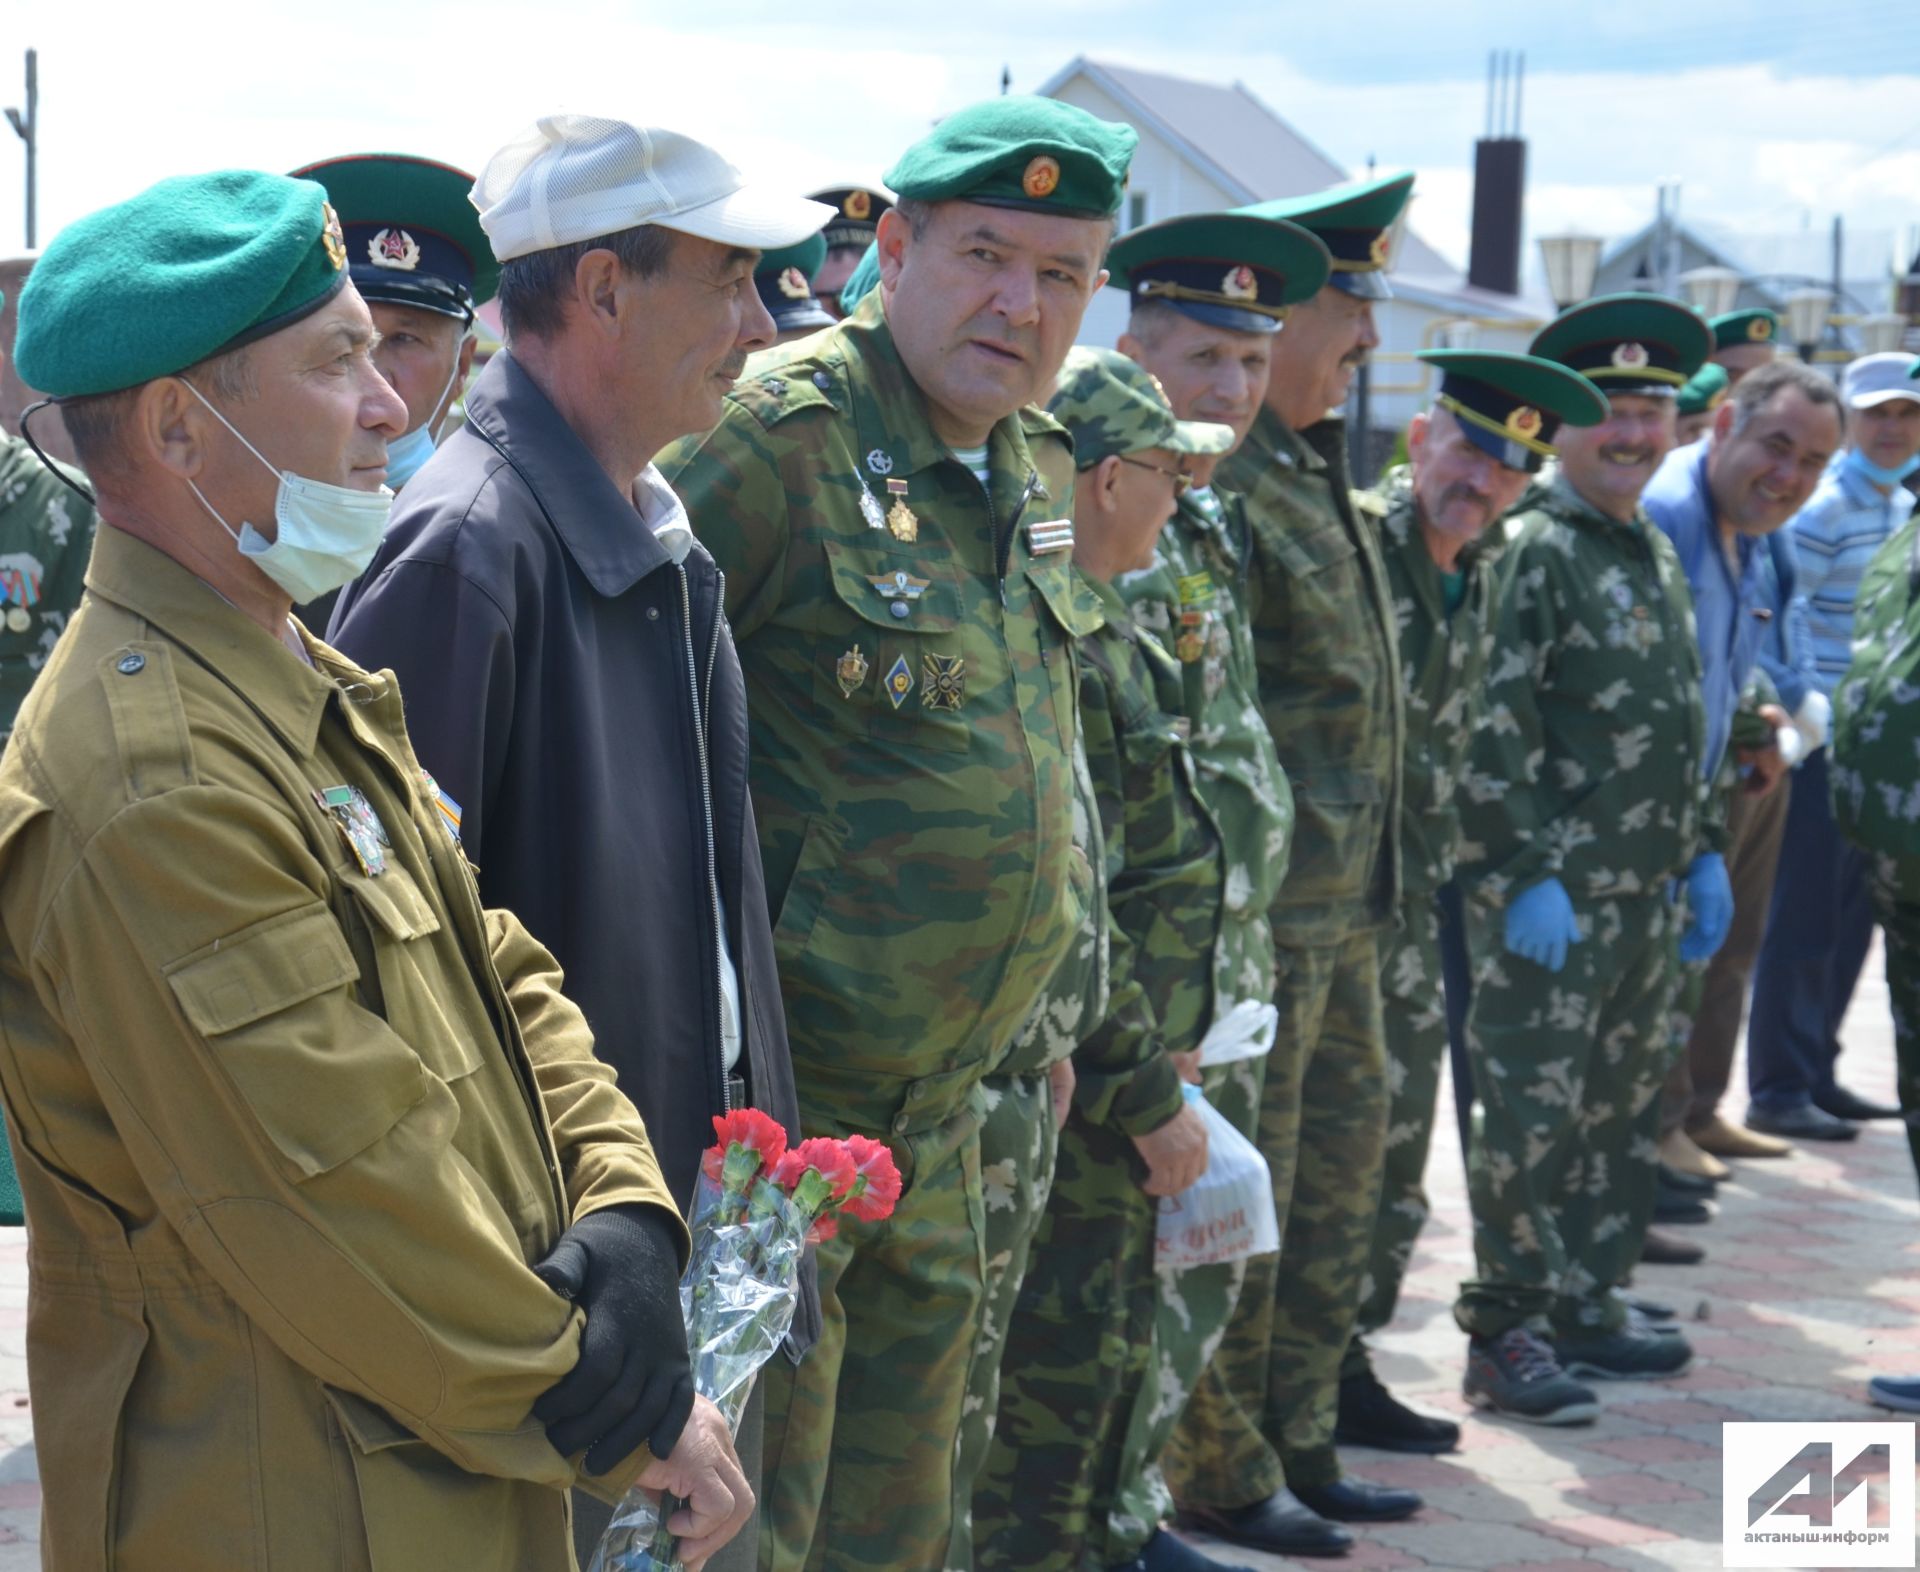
[867,449,894,476]
[3,607,27,634]
[1175,609,1208,664]
[857,477,886,531]
[883,653,915,709]
[836,644,870,698]
[316,784,391,877]
[884,479,919,542]
[922,652,966,712]
[869,570,931,619]
[1025,518,1075,555]
[420,770,462,846]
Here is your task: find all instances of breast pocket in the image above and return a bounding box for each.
[814,535,972,755]
[1263,514,1369,677]
[334,864,485,1092]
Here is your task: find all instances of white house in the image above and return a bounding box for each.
[1038,57,1557,451]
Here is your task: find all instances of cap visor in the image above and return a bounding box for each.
[1331,271,1392,301]
[660,188,835,250]
[1168,417,1238,456]
[1851,386,1920,410]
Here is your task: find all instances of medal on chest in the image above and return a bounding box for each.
[316,784,392,877]
[884,478,918,542]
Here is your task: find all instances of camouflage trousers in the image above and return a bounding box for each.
[1164,929,1388,1503]
[973,1098,1155,1572]
[1869,880,1920,1188]
[1344,897,1447,1376]
[1109,1051,1269,1552]
[953,1072,1059,1570]
[1454,893,1681,1339]
[759,1087,991,1572]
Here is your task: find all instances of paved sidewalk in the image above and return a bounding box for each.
[0,943,1912,1567]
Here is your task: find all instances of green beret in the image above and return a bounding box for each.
[17,170,350,398]
[1676,362,1731,417]
[838,241,881,316]
[1529,292,1711,395]
[1709,308,1779,352]
[1419,349,1608,474]
[1049,346,1235,467]
[884,96,1137,220]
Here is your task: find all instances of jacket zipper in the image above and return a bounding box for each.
[677,564,732,1115]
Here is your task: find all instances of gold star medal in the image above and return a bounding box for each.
[922,652,965,712]
[885,478,918,542]
[836,645,869,698]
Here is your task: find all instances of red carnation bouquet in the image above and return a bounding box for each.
[589,1111,900,1572]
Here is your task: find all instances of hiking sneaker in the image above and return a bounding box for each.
[1463,1328,1600,1425]
[1551,1323,1694,1380]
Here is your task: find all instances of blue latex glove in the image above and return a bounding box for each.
[1504,877,1581,973]
[1680,851,1733,963]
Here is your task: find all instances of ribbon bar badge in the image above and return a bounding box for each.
[1025,518,1075,555]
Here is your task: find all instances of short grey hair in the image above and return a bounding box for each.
[496,223,676,342]
[1728,358,1846,439]
[60,343,257,482]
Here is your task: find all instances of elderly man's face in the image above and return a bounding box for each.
[1556,391,1675,519]
[878,202,1108,445]
[1708,386,1843,536]
[618,231,777,440]
[1267,284,1378,424]
[370,302,468,437]
[1407,406,1530,555]
[1855,396,1920,474]
[1119,312,1271,453]
[189,284,406,535]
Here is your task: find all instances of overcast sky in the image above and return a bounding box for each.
[2,0,1917,286]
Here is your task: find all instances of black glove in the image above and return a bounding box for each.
[531,1204,694,1474]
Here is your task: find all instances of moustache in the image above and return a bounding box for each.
[716,353,749,381]
[1438,484,1494,517]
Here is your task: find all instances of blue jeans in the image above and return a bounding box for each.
[1747,748,1876,1113]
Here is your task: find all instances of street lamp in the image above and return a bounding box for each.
[1784,286,1834,362]
[1538,233,1602,311]
[1855,313,1909,356]
[1678,265,1741,319]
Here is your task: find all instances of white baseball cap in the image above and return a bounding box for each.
[472,114,834,263]
[1842,351,1920,411]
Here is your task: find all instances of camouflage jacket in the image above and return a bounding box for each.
[1363,464,1501,898]
[1118,483,1293,1006]
[1458,470,1715,909]
[1,435,98,745]
[1223,407,1403,941]
[658,297,1104,1137]
[1071,575,1220,1138]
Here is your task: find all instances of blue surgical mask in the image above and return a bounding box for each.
[383,342,470,489]
[1844,445,1920,490]
[183,381,393,604]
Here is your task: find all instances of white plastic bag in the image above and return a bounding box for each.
[1196,998,1279,1068]
[1154,1084,1280,1271]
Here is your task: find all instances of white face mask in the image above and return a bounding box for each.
[183,380,394,604]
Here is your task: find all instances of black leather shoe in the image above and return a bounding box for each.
[1814,1085,1903,1122]
[1336,1366,1461,1454]
[1657,1161,1716,1196]
[1124,1526,1258,1572]
[1177,1490,1354,1558]
[1625,1293,1676,1320]
[1639,1227,1705,1265]
[1292,1476,1424,1523]
[1746,1102,1860,1142]
[1653,1176,1712,1225]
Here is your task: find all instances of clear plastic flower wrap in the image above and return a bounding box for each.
[588,1115,900,1572]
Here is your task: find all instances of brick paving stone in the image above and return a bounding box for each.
[1562,1472,1705,1508]
[1535,1512,1678,1548]
[1583,1434,1720,1464]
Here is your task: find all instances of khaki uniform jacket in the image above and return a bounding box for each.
[0,527,684,1571]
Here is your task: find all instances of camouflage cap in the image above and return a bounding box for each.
[1049,345,1236,466]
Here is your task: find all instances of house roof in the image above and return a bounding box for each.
[1600,218,1899,314]
[1038,55,1464,289]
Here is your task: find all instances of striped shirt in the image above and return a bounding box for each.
[1788,455,1911,695]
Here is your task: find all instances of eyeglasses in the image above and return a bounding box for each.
[1117,455,1192,493]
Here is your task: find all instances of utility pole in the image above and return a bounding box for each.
[4,49,35,248]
